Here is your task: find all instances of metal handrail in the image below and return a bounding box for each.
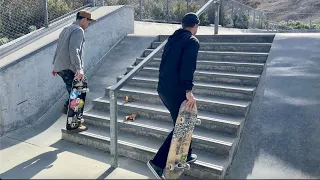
[108,0,220,168]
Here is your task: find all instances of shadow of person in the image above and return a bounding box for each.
[1,149,62,179]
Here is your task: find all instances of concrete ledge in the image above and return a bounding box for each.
[0,5,134,134]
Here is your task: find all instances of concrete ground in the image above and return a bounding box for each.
[227,33,320,179]
[134,21,245,35]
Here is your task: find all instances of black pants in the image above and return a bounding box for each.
[57,69,75,108]
[151,90,193,169]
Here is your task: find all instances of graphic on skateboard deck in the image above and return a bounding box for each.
[66,76,89,131]
[163,100,201,179]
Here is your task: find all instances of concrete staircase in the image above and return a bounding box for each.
[62,34,275,179]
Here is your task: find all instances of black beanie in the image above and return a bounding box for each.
[182,12,200,26]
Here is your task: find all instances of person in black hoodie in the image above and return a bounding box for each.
[147,13,200,179]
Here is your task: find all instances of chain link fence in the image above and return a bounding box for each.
[104,0,217,25]
[0,0,92,46]
[2,0,319,47]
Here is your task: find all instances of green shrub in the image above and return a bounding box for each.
[233,11,249,29]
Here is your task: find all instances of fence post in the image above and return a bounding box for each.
[219,0,224,26]
[167,0,169,22]
[110,89,118,168]
[0,100,3,137]
[310,15,312,28]
[231,1,234,20]
[43,0,49,28]
[139,0,142,20]
[253,10,256,29]
[214,1,220,35]
[258,12,262,29]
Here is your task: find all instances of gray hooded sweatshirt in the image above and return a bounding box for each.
[52,22,85,73]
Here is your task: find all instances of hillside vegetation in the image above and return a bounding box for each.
[238,0,320,23]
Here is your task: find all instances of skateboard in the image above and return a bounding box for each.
[163,100,201,179]
[66,76,89,131]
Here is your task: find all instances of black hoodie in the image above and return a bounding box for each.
[157,29,200,94]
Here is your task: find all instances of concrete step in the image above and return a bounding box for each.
[105,86,250,117]
[91,97,243,136]
[158,34,275,43]
[82,109,235,156]
[135,57,265,74]
[117,75,255,101]
[151,42,272,53]
[143,49,269,63]
[61,124,228,179]
[126,66,260,87]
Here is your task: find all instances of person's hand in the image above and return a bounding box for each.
[186,91,196,110]
[52,69,57,77]
[75,69,84,80]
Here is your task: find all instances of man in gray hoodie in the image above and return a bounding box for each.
[52,10,96,117]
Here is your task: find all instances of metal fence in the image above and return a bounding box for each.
[2,0,320,47]
[104,0,215,24]
[0,0,92,46]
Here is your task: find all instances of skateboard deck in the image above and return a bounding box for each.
[163,100,201,179]
[66,76,89,131]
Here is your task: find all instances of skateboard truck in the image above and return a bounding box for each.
[169,162,191,171]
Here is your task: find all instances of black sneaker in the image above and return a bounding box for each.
[147,160,165,179]
[187,154,197,163]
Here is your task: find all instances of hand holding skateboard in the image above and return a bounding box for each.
[186,91,196,110]
[75,69,84,80]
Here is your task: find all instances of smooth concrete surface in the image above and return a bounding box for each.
[0,124,152,179]
[227,33,320,179]
[0,6,134,134]
[134,21,244,35]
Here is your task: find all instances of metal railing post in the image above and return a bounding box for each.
[109,89,118,168]
[43,0,49,28]
[214,1,220,35]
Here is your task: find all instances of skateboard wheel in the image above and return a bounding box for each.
[185,163,190,170]
[196,119,201,125]
[169,164,174,171]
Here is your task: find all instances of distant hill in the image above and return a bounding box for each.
[236,0,320,24]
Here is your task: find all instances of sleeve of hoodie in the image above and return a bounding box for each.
[69,29,84,72]
[180,38,200,91]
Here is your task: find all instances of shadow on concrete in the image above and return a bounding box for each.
[227,35,320,179]
[50,139,153,178]
[96,167,116,180]
[1,149,62,179]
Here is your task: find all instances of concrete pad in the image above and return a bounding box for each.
[1,136,153,179]
[134,21,244,35]
[227,33,320,179]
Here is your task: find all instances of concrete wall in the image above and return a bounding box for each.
[227,33,320,179]
[0,5,134,134]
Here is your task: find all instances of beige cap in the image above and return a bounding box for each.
[78,10,97,22]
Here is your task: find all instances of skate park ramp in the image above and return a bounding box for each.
[227,33,320,179]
